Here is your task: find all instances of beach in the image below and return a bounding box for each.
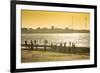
[21,49,90,63]
[21,33,90,63]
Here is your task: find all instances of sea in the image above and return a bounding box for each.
[21,33,90,47]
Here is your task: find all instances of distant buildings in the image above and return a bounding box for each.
[22,26,89,33]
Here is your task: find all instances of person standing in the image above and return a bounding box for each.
[44,40,48,51]
[30,40,34,50]
[25,40,28,49]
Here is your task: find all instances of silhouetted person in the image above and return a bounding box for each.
[72,43,74,47]
[55,43,57,47]
[30,40,34,50]
[69,41,71,47]
[50,42,54,51]
[60,43,63,48]
[69,41,72,53]
[63,42,66,53]
[59,43,63,52]
[25,40,28,49]
[51,42,54,49]
[55,43,57,52]
[51,42,53,48]
[34,40,37,50]
[64,42,66,48]
[72,42,76,53]
[74,43,76,48]
[44,40,48,51]
[72,43,76,48]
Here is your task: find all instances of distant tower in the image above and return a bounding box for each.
[85,16,87,30]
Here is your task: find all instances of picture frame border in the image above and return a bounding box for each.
[10,0,97,72]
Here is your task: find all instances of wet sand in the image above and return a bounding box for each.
[21,49,90,63]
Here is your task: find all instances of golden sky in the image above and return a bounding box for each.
[21,10,90,30]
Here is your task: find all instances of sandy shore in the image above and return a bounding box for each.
[21,49,90,63]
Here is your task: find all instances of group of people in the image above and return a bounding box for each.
[24,40,76,50]
[51,42,76,48]
[69,42,76,48]
[24,40,48,50]
[25,40,37,50]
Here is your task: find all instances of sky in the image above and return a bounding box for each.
[21,10,90,30]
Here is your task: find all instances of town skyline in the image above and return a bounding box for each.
[22,26,89,30]
[22,26,90,33]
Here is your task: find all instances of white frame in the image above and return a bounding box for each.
[16,4,94,69]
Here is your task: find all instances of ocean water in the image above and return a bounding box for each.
[21,33,90,47]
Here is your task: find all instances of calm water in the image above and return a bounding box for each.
[21,33,90,47]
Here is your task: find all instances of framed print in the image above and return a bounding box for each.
[10,0,97,73]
